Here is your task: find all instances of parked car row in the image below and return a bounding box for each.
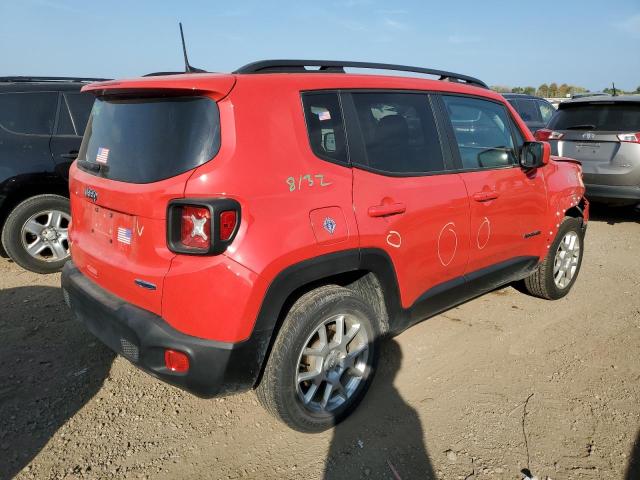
[0,60,633,431]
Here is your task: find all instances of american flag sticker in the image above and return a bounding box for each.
[96,147,109,164]
[117,226,132,245]
[318,110,331,121]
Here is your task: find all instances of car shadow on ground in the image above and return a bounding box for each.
[588,203,639,225]
[0,285,114,480]
[627,429,640,480]
[324,339,435,480]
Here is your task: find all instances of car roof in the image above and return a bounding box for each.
[559,95,640,107]
[502,93,546,100]
[0,77,109,93]
[84,71,502,102]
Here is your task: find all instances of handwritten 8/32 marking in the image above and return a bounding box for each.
[286,174,332,192]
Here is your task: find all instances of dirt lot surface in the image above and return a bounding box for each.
[1,206,639,480]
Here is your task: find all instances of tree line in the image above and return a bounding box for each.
[491,84,640,97]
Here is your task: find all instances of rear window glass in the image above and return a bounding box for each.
[78,96,220,184]
[0,92,58,135]
[549,103,640,131]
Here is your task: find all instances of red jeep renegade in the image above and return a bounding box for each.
[62,60,588,432]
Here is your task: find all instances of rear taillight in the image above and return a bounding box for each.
[180,206,211,249]
[535,129,564,141]
[617,132,640,144]
[167,199,241,255]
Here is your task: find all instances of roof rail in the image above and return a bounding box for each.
[233,59,488,89]
[0,76,110,83]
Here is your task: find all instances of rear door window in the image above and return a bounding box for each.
[349,92,445,174]
[55,94,76,135]
[301,92,348,165]
[0,92,58,135]
[537,100,554,124]
[549,102,640,131]
[77,95,220,184]
[64,92,95,135]
[514,99,542,123]
[442,95,518,170]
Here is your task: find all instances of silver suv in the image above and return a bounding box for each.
[536,96,640,206]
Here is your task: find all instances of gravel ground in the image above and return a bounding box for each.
[1,205,639,480]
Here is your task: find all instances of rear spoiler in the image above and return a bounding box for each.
[81,74,236,101]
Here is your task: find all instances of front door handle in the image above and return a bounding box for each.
[472,191,499,202]
[60,153,78,159]
[368,202,406,217]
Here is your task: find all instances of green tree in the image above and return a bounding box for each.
[512,86,524,94]
[558,83,570,98]
[523,86,536,95]
[537,83,549,97]
[635,85,640,93]
[548,83,559,97]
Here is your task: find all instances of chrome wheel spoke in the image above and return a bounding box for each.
[23,219,45,236]
[297,369,322,384]
[320,382,334,409]
[50,211,63,228]
[333,314,345,345]
[302,382,319,404]
[343,323,361,345]
[50,241,68,260]
[26,238,46,256]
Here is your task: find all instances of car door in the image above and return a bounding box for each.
[344,91,470,312]
[49,91,95,181]
[438,94,548,277]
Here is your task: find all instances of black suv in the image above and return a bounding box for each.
[503,93,555,134]
[0,77,105,273]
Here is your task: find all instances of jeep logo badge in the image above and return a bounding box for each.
[84,187,98,203]
[582,132,595,140]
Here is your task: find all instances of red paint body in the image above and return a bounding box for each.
[69,72,587,344]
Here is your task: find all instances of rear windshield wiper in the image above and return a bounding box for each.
[564,124,597,130]
[77,159,109,174]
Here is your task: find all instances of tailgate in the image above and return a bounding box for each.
[69,166,191,315]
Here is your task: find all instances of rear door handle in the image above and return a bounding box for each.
[472,191,499,202]
[368,202,406,217]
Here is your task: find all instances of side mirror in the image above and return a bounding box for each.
[519,141,550,169]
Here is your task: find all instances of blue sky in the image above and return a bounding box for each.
[1,0,639,91]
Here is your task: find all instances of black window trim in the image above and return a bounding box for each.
[0,90,59,137]
[300,90,351,168]
[434,92,527,173]
[299,88,529,176]
[340,89,455,178]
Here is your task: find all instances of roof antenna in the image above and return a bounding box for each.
[179,22,205,73]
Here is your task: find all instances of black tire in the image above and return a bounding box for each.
[256,285,380,433]
[1,194,71,274]
[522,217,584,300]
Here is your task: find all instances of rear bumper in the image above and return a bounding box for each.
[61,261,266,398]
[585,183,640,203]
